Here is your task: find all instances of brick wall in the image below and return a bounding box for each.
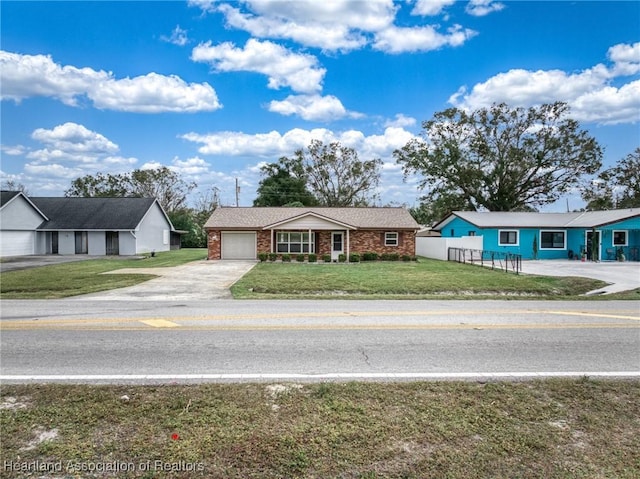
[257,230,271,253]
[349,230,415,257]
[207,230,221,260]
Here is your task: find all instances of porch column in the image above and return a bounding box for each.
[308,228,312,254]
[346,229,350,261]
[270,229,273,253]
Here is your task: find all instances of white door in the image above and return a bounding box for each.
[331,232,344,261]
[221,232,256,259]
[0,231,35,256]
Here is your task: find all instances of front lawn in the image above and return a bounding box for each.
[1,379,638,478]
[0,249,207,299]
[231,258,606,299]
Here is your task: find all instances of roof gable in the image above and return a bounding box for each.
[205,207,420,230]
[0,191,48,220]
[263,211,357,230]
[31,197,162,230]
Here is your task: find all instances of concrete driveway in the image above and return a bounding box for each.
[75,260,257,301]
[0,255,104,272]
[520,260,640,295]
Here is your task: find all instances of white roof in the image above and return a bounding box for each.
[433,208,640,230]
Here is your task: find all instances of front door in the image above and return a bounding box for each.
[105,231,119,255]
[331,232,344,261]
[585,230,601,261]
[74,231,88,254]
[49,232,59,254]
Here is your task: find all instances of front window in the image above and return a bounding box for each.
[498,230,518,246]
[276,231,315,253]
[613,230,628,246]
[385,232,398,246]
[540,231,566,249]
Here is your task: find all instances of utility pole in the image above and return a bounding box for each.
[235,178,240,207]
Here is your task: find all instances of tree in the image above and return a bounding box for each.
[409,194,476,226]
[169,187,219,248]
[582,147,640,210]
[65,167,196,213]
[294,140,382,206]
[395,102,603,212]
[253,157,318,206]
[1,180,29,195]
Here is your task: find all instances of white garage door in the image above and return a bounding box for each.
[221,232,256,259]
[0,231,35,257]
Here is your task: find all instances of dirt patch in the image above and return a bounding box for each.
[20,427,59,451]
[0,396,30,410]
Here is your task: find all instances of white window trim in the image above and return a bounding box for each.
[384,231,399,246]
[276,231,315,254]
[539,230,567,250]
[613,230,628,246]
[498,229,519,246]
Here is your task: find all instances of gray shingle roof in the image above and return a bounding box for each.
[31,197,159,230]
[205,207,420,230]
[0,191,20,207]
[434,209,640,230]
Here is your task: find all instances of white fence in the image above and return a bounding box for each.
[416,236,484,261]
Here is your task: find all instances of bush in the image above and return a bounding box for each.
[349,253,360,262]
[268,253,277,262]
[322,254,332,263]
[402,254,412,262]
[296,254,305,262]
[388,253,400,261]
[308,253,317,263]
[338,254,346,263]
[380,253,391,261]
[281,253,291,262]
[362,251,378,261]
[258,252,268,262]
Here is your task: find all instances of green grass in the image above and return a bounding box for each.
[0,249,207,299]
[231,259,607,300]
[1,379,639,478]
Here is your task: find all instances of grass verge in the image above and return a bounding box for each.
[1,379,638,478]
[0,249,207,299]
[231,259,608,300]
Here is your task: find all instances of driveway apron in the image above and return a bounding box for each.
[74,260,257,300]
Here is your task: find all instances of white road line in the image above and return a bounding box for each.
[1,372,639,382]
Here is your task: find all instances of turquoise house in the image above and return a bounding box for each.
[432,209,640,261]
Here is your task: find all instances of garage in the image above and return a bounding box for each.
[221,232,256,259]
[0,231,35,257]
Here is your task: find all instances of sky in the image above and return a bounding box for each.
[1,0,639,210]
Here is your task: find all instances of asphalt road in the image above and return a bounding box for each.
[1,300,638,383]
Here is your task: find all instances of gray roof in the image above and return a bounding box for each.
[30,197,161,230]
[205,207,420,230]
[0,191,20,207]
[433,209,640,230]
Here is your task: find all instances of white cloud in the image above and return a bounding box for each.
[412,0,455,16]
[384,113,417,128]
[465,0,505,17]
[161,25,189,47]
[182,126,416,161]
[1,145,27,156]
[0,51,221,112]
[213,0,396,52]
[192,39,325,94]
[373,24,476,54]
[31,122,119,156]
[268,94,361,121]
[449,42,640,125]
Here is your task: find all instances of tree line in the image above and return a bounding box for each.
[6,102,636,247]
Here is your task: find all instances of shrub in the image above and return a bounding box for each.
[380,253,392,261]
[322,254,332,263]
[268,253,277,262]
[308,253,317,263]
[388,253,400,261]
[363,251,378,261]
[338,254,346,263]
[349,253,360,262]
[281,253,291,262]
[296,254,305,262]
[402,254,412,262]
[258,252,268,262]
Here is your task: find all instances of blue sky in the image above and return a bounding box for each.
[1,0,639,210]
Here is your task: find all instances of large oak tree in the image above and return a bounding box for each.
[395,102,602,218]
[582,147,640,210]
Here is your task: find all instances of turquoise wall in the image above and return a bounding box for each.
[439,215,639,260]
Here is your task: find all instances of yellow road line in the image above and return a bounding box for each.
[139,319,179,328]
[2,309,639,328]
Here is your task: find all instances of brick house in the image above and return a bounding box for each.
[204,207,420,260]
